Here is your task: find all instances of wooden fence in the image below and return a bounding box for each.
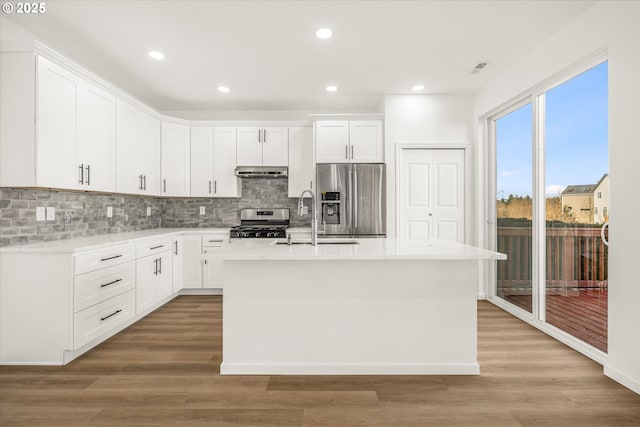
[497,226,608,291]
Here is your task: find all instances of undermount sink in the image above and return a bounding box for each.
[275,239,359,245]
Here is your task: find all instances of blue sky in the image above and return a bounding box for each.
[496,61,608,199]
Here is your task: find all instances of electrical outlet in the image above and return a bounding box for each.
[146,206,151,216]
[199,206,205,215]
[36,207,46,222]
[46,207,55,221]
[301,206,309,215]
[107,206,113,218]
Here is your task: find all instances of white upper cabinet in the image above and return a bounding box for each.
[315,120,383,163]
[262,127,288,166]
[76,82,116,192]
[237,127,288,167]
[36,56,79,189]
[161,122,190,197]
[138,112,161,195]
[315,121,350,164]
[288,127,314,197]
[349,120,383,163]
[116,100,160,195]
[213,127,241,197]
[190,127,214,197]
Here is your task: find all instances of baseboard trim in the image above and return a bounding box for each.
[179,288,222,296]
[604,364,640,394]
[220,362,480,375]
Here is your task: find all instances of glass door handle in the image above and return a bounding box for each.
[600,221,609,246]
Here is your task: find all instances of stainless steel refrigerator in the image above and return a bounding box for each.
[316,163,386,237]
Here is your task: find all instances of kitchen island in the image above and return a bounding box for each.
[220,238,506,375]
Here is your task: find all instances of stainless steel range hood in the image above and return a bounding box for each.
[234,166,288,178]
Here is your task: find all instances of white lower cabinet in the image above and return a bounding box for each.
[172,237,183,293]
[0,231,228,365]
[136,251,172,313]
[74,290,135,349]
[182,235,203,288]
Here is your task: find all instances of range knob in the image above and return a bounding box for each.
[255,231,262,238]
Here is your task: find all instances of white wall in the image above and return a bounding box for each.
[473,1,640,394]
[384,94,474,239]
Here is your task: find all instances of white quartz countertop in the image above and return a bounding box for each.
[221,238,507,261]
[0,228,230,253]
[0,229,506,261]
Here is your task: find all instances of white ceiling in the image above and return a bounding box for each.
[4,0,597,114]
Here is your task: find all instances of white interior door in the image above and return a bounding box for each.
[399,148,465,242]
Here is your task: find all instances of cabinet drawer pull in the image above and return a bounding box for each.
[100,309,122,322]
[150,245,164,250]
[100,254,123,262]
[100,278,123,288]
[208,239,224,243]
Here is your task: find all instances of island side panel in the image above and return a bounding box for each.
[221,259,479,375]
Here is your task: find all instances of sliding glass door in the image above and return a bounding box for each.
[543,61,609,352]
[491,60,608,353]
[495,103,533,313]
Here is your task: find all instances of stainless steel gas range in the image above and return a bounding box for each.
[229,208,289,239]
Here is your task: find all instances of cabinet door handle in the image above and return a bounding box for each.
[174,241,178,255]
[345,145,348,160]
[163,179,167,193]
[263,128,267,142]
[150,245,164,250]
[139,174,143,190]
[159,257,162,274]
[100,309,122,322]
[101,278,123,288]
[100,254,123,262]
[351,146,354,160]
[79,164,84,184]
[143,175,147,191]
[214,180,217,194]
[154,258,158,275]
[258,129,261,143]
[86,165,90,185]
[310,180,313,189]
[204,259,207,265]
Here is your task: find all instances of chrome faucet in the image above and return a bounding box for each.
[298,189,321,245]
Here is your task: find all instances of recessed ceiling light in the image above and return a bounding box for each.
[412,85,425,92]
[217,86,230,93]
[326,85,338,92]
[316,28,333,39]
[148,51,165,60]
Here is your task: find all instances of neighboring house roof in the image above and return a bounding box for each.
[562,174,608,195]
[562,185,595,195]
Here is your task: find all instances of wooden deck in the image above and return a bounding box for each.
[505,288,608,352]
[2,296,638,426]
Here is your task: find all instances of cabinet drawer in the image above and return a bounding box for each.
[136,237,172,258]
[74,261,135,312]
[202,233,228,248]
[74,244,135,275]
[74,289,135,349]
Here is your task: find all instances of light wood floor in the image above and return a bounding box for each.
[1,296,638,427]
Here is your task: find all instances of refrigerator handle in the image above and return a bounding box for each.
[353,166,357,229]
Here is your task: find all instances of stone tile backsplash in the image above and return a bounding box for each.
[162,179,311,228]
[0,179,310,247]
[0,188,163,247]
